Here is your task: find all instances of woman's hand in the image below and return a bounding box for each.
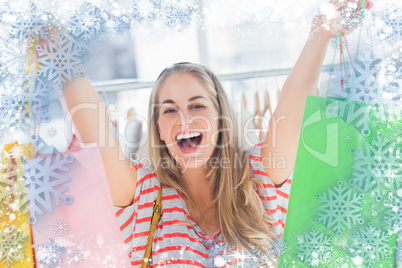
[310,0,364,41]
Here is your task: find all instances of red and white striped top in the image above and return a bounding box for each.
[114,141,292,267]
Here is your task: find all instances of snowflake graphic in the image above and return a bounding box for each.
[397,246,402,262]
[248,0,277,28]
[315,181,364,236]
[326,250,351,268]
[0,10,5,24]
[246,246,270,267]
[344,132,352,143]
[0,225,28,267]
[0,143,31,218]
[0,80,27,131]
[336,5,364,32]
[0,172,11,214]
[19,78,52,130]
[382,194,401,233]
[0,77,50,131]
[36,33,85,89]
[330,34,346,52]
[333,236,348,249]
[47,127,57,137]
[278,261,295,268]
[295,227,333,266]
[67,1,106,43]
[160,251,168,260]
[211,243,233,267]
[23,134,74,225]
[53,218,70,237]
[165,3,195,28]
[327,46,382,105]
[109,15,131,33]
[96,233,104,248]
[349,223,392,267]
[349,131,402,201]
[325,93,388,138]
[36,238,64,267]
[0,38,27,78]
[378,53,402,106]
[9,1,50,41]
[209,241,228,258]
[67,248,85,266]
[374,3,402,46]
[132,0,161,22]
[270,238,285,257]
[367,203,380,217]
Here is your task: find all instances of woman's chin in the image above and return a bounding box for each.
[174,154,209,172]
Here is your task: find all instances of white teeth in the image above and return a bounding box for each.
[176,132,201,140]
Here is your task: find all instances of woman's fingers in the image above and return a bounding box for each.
[330,0,361,10]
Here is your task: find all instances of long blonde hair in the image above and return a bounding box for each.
[148,62,276,255]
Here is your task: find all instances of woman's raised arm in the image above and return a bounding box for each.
[32,28,138,206]
[62,76,138,206]
[262,0,362,185]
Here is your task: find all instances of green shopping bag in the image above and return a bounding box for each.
[278,95,401,267]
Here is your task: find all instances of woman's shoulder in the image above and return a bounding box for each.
[129,158,160,188]
[247,139,264,170]
[248,138,293,188]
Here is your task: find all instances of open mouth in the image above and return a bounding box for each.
[175,132,203,152]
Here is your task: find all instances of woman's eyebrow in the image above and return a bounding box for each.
[161,95,207,105]
[189,95,207,102]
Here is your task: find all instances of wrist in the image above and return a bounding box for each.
[306,34,331,46]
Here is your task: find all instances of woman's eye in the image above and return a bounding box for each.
[192,105,204,109]
[164,108,177,114]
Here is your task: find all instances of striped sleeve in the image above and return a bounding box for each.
[113,159,159,254]
[248,139,293,237]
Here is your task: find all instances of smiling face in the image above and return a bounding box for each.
[157,72,220,170]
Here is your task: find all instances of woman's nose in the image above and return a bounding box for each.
[178,111,193,126]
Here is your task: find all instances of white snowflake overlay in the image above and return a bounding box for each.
[0,143,31,219]
[165,1,196,29]
[19,78,52,130]
[349,131,402,202]
[0,225,28,267]
[315,181,364,236]
[23,134,74,225]
[374,2,402,46]
[67,1,106,44]
[36,238,64,267]
[132,0,161,22]
[327,46,382,104]
[0,38,27,79]
[67,247,85,266]
[349,223,392,267]
[52,218,70,237]
[36,33,85,89]
[8,2,50,41]
[295,227,333,266]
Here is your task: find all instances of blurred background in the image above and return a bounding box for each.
[1,0,399,157]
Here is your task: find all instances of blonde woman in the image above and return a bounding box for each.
[47,1,359,266]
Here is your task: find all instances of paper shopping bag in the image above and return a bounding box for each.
[23,134,131,267]
[278,96,401,267]
[0,142,34,268]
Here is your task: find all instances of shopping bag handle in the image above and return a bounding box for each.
[141,185,163,268]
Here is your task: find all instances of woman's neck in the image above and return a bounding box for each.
[181,165,211,206]
[181,166,218,235]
